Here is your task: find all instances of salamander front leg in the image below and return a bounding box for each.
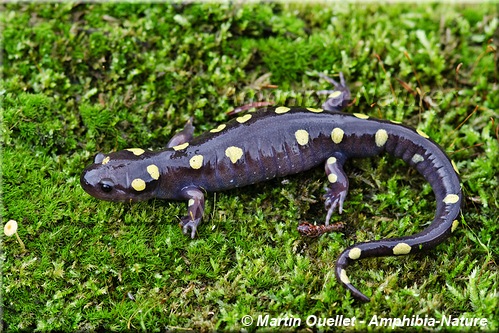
[179,186,205,238]
[323,154,349,225]
[167,117,194,148]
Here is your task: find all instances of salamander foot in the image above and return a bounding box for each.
[324,188,347,225]
[180,217,201,239]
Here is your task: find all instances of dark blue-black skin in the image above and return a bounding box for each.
[81,74,462,302]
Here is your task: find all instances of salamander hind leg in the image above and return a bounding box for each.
[319,72,351,111]
[297,154,349,238]
[323,153,349,225]
[179,186,205,238]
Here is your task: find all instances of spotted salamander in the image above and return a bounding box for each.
[81,74,462,302]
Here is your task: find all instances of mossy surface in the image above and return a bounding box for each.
[1,2,498,332]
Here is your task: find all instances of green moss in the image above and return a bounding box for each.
[2,2,498,332]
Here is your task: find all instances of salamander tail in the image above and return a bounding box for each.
[335,251,371,302]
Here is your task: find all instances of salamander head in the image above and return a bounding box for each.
[80,149,161,203]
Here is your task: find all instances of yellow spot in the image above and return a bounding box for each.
[225,146,244,164]
[348,247,362,260]
[451,220,459,233]
[188,199,195,207]
[328,173,338,183]
[411,154,424,164]
[443,194,459,204]
[327,157,337,165]
[131,178,146,191]
[236,114,252,123]
[172,142,189,151]
[331,127,344,144]
[295,129,309,146]
[353,113,369,119]
[102,156,110,165]
[275,106,290,114]
[416,129,430,138]
[390,119,402,124]
[210,124,226,133]
[393,243,412,255]
[328,91,342,99]
[340,269,350,284]
[451,160,460,174]
[126,148,145,156]
[147,164,160,180]
[189,155,203,169]
[375,129,388,147]
[306,107,323,113]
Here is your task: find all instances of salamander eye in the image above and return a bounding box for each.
[100,179,114,193]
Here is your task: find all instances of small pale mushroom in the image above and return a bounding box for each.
[4,219,26,252]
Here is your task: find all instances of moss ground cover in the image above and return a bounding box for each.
[1,2,498,331]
